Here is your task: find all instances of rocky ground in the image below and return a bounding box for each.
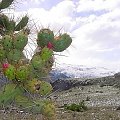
[0,74,120,120]
[54,85,120,120]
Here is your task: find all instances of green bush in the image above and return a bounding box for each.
[64,100,88,112]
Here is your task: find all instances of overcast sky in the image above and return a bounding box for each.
[4,0,120,70]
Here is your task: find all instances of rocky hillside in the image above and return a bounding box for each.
[51,72,120,91]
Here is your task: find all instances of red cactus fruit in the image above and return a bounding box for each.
[47,42,53,49]
[2,63,9,69]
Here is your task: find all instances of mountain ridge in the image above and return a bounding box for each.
[50,63,115,81]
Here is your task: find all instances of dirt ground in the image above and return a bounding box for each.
[56,107,120,120]
[0,85,120,120]
[54,85,120,120]
[0,106,120,120]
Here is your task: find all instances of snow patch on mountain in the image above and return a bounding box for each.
[50,63,115,80]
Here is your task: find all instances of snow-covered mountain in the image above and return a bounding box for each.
[50,64,115,81]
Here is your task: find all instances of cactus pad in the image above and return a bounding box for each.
[13,31,28,50]
[2,35,13,50]
[31,55,44,70]
[0,0,14,10]
[15,95,37,113]
[16,65,29,81]
[15,96,46,114]
[0,14,9,29]
[0,44,6,61]
[4,64,16,80]
[37,29,54,48]
[15,15,29,31]
[53,33,72,52]
[7,20,15,34]
[39,81,53,96]
[42,101,56,120]
[40,47,53,62]
[0,84,24,107]
[24,78,41,93]
[7,49,24,64]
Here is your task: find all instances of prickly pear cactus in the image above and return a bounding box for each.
[53,33,72,52]
[13,31,28,50]
[39,81,53,96]
[0,45,6,62]
[2,35,13,50]
[0,14,10,29]
[15,15,29,31]
[24,78,41,93]
[0,0,14,10]
[42,101,56,120]
[0,83,24,107]
[7,49,25,64]
[3,64,16,80]
[16,65,29,81]
[40,47,53,62]
[0,14,15,35]
[31,54,44,70]
[0,0,72,119]
[37,28,54,48]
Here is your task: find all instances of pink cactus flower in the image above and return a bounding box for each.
[2,63,9,69]
[47,42,53,49]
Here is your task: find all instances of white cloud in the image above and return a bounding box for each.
[2,0,120,69]
[20,0,44,4]
[51,0,120,70]
[23,0,76,32]
[64,5,120,69]
[77,0,120,12]
[30,0,45,3]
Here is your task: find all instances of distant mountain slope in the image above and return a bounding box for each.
[50,63,115,81]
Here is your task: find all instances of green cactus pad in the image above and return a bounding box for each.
[2,35,13,50]
[4,64,16,80]
[37,29,54,48]
[24,78,41,93]
[31,55,45,70]
[0,14,9,27]
[39,81,53,96]
[31,56,54,79]
[44,56,54,70]
[40,47,53,62]
[0,84,24,107]
[15,15,29,31]
[0,14,10,34]
[28,66,46,79]
[0,14,15,34]
[15,96,46,114]
[15,95,33,109]
[0,44,6,61]
[13,31,28,50]
[7,49,24,64]
[0,0,14,10]
[53,33,72,52]
[30,100,54,114]
[42,101,56,120]
[16,65,29,81]
[6,20,15,34]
